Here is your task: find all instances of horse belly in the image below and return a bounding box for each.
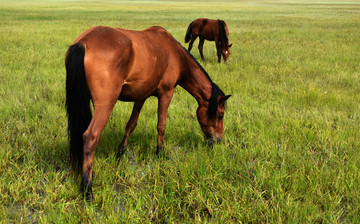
[118,49,168,101]
[201,29,215,41]
[118,64,165,101]
[118,80,158,101]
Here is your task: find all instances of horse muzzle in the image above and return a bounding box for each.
[206,136,222,145]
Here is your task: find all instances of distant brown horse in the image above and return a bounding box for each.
[65,26,230,200]
[185,18,232,63]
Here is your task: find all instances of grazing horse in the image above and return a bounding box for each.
[65,26,230,200]
[185,18,232,63]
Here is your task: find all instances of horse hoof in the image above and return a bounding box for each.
[156,145,164,155]
[116,146,126,162]
[85,190,93,202]
[81,179,93,202]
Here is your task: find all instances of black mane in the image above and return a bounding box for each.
[164,26,225,118]
[178,42,225,118]
[218,20,229,48]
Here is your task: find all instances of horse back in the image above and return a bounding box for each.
[119,26,184,100]
[73,26,184,103]
[192,18,219,41]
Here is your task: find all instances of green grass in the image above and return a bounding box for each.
[1,0,359,222]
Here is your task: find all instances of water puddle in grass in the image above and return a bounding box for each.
[113,182,127,214]
[128,149,136,168]
[7,191,44,223]
[8,147,158,222]
[7,155,43,222]
[107,148,155,219]
[6,161,70,222]
[7,203,37,222]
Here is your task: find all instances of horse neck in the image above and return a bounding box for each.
[180,55,213,107]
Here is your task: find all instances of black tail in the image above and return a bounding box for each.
[185,21,193,43]
[65,43,92,173]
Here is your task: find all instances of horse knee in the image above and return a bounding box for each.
[157,124,166,135]
[126,120,138,133]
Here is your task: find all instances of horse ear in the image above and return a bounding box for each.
[219,95,231,105]
[229,43,233,48]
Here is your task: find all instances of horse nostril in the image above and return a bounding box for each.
[217,138,221,143]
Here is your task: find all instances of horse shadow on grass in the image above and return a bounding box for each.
[95,127,205,163]
[32,122,205,179]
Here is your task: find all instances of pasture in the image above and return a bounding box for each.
[0,0,359,222]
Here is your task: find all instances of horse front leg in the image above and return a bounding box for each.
[216,42,222,63]
[81,104,114,201]
[198,37,205,60]
[156,91,174,155]
[116,100,145,162]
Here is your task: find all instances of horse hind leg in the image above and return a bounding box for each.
[116,100,145,162]
[81,104,115,200]
[198,36,205,60]
[188,35,197,52]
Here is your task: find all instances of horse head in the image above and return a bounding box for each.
[196,84,231,143]
[222,43,232,63]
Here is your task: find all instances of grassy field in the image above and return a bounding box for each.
[0,0,359,222]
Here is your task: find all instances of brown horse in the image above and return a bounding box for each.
[185,18,232,63]
[65,26,230,200]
